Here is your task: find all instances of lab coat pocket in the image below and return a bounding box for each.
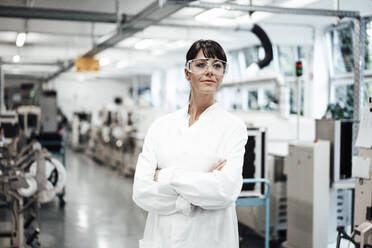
[139,239,161,248]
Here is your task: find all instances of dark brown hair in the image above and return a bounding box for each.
[185,39,227,64]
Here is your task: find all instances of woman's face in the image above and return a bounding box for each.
[184,49,224,96]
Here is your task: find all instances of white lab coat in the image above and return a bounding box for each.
[132,103,248,248]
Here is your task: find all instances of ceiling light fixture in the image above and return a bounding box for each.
[99,58,111,67]
[165,40,190,50]
[199,0,227,3]
[195,8,228,22]
[151,49,166,56]
[16,32,27,47]
[116,60,129,68]
[12,55,20,63]
[235,0,319,24]
[134,39,154,50]
[134,39,168,50]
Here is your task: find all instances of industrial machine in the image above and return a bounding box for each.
[352,147,372,247]
[283,140,330,248]
[336,96,372,248]
[236,126,288,242]
[91,98,135,173]
[316,119,354,244]
[39,90,58,133]
[17,106,41,138]
[282,118,356,248]
[122,106,165,176]
[71,111,91,151]
[0,110,66,248]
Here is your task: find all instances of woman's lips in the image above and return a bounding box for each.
[201,80,215,84]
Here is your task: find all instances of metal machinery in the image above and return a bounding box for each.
[71,112,91,151]
[236,128,268,242]
[316,119,354,243]
[0,111,66,248]
[121,107,166,176]
[93,107,117,165]
[37,91,66,206]
[336,96,372,248]
[16,106,41,138]
[354,96,372,246]
[237,178,271,248]
[352,147,372,247]
[283,140,330,248]
[39,91,58,133]
[91,100,135,174]
[235,125,289,244]
[283,118,356,248]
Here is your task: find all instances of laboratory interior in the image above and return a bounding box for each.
[0,0,372,248]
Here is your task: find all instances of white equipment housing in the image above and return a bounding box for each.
[283,141,330,248]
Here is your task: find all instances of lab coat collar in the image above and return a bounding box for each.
[180,102,219,128]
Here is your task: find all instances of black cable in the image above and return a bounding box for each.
[251,24,273,69]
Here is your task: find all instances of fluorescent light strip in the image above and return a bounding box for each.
[12,55,20,63]
[235,0,319,24]
[16,32,26,47]
[195,8,228,22]
[134,39,154,50]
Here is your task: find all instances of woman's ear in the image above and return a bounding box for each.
[184,68,191,81]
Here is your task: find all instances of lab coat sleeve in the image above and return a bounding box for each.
[132,121,189,215]
[170,123,247,210]
[158,167,193,215]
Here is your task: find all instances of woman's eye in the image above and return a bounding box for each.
[213,63,223,69]
[196,63,207,68]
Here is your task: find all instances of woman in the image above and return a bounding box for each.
[132,39,248,248]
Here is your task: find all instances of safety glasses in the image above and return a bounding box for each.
[185,58,228,76]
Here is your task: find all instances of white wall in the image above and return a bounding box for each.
[48,76,130,122]
[163,66,189,112]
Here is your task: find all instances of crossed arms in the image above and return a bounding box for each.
[132,123,247,215]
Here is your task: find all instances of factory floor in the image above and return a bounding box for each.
[39,149,267,248]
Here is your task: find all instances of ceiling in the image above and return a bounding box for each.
[0,0,371,81]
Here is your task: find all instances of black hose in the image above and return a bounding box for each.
[251,24,273,69]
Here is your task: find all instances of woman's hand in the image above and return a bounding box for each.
[154,168,161,181]
[209,159,227,172]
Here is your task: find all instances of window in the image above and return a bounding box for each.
[278,46,296,76]
[243,46,259,67]
[248,91,258,110]
[366,21,372,70]
[289,81,304,115]
[328,20,372,75]
[328,20,372,119]
[329,25,354,74]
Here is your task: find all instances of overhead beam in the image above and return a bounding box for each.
[45,60,74,82]
[0,61,63,67]
[187,1,360,18]
[4,73,45,81]
[0,6,126,23]
[46,0,192,81]
[83,0,189,57]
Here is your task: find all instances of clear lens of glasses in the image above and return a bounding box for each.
[186,58,228,76]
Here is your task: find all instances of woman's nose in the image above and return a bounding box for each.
[205,64,214,75]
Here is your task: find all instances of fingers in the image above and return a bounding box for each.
[215,160,226,171]
[209,160,223,172]
[154,168,161,182]
[210,159,227,172]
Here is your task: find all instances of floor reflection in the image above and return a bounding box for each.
[39,149,146,248]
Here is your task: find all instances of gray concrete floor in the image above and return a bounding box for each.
[39,149,267,248]
[39,149,147,248]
